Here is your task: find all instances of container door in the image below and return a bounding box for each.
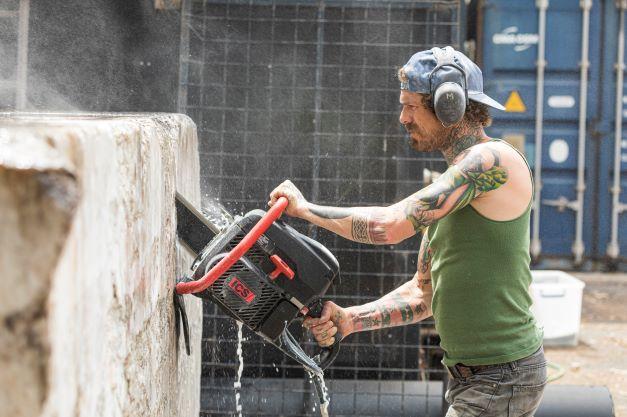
[480,0,601,267]
[598,1,627,266]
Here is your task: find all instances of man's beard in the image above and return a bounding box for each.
[405,122,455,152]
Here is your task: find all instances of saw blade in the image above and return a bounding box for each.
[175,192,221,257]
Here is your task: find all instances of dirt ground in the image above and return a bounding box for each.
[544,272,627,417]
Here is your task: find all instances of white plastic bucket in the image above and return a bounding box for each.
[530,270,586,346]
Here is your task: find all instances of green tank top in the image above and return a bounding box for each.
[427,140,543,366]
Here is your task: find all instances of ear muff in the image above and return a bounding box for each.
[433,82,466,126]
[429,47,468,127]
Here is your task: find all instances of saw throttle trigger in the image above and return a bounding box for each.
[269,254,294,280]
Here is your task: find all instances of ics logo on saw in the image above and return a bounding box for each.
[228,276,256,304]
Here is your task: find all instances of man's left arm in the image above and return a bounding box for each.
[269,143,508,244]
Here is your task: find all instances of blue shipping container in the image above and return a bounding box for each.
[479,0,627,270]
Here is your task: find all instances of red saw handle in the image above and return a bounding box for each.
[176,196,289,295]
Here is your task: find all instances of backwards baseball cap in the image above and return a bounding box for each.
[400,46,505,111]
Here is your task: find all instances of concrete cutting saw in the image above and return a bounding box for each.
[173,192,341,410]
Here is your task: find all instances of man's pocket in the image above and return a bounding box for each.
[508,358,548,416]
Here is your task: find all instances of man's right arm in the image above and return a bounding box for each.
[349,277,432,331]
[305,232,434,346]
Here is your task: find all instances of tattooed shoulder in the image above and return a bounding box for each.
[460,144,509,196]
[457,144,508,180]
[403,143,509,234]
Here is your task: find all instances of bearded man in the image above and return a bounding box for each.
[269,46,546,417]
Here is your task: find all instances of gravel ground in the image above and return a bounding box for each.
[543,272,627,417]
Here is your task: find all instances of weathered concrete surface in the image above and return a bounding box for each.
[0,132,79,417]
[0,113,202,417]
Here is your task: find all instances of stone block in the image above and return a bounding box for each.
[0,113,202,417]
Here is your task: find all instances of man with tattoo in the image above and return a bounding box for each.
[269,47,546,417]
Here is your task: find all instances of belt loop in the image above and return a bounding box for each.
[509,359,518,371]
[446,365,461,379]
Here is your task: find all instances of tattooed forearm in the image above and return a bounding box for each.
[351,214,370,242]
[350,292,430,332]
[393,294,414,322]
[404,143,508,233]
[352,211,389,244]
[413,301,428,317]
[308,204,390,244]
[352,307,380,330]
[380,303,393,326]
[333,310,343,323]
[309,205,354,219]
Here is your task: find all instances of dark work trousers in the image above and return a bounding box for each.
[444,346,547,417]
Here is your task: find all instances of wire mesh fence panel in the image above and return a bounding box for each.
[179,0,461,415]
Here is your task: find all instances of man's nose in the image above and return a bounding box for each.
[399,107,412,126]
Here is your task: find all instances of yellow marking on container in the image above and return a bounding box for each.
[505,90,527,113]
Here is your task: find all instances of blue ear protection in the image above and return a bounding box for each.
[429,46,469,127]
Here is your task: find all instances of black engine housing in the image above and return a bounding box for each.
[190,209,339,341]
